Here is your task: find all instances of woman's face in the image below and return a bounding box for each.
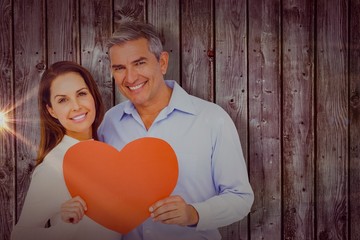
[46,72,96,140]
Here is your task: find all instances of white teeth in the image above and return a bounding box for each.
[129,83,144,90]
[72,114,86,120]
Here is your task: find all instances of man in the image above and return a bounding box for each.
[98,20,254,240]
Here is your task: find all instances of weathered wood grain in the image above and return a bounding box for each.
[148,0,180,84]
[214,0,248,239]
[13,0,45,227]
[316,0,349,239]
[181,0,214,101]
[47,0,79,64]
[0,1,15,239]
[349,0,360,239]
[80,0,113,110]
[248,0,282,238]
[282,1,315,239]
[113,0,145,27]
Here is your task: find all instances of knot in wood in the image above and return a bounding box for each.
[36,62,46,71]
[350,91,359,108]
[207,49,214,58]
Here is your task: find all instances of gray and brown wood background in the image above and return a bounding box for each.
[0,0,359,239]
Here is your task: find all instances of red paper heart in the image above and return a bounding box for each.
[63,137,178,234]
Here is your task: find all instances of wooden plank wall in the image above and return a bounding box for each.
[0,0,359,239]
[283,1,315,239]
[316,1,349,239]
[0,0,15,238]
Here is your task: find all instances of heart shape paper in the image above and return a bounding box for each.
[63,137,178,234]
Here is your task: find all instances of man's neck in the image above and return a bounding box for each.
[136,84,173,130]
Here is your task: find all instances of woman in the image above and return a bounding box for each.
[11,61,122,240]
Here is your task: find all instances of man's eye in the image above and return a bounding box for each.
[114,66,124,71]
[136,61,145,66]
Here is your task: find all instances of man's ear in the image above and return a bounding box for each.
[159,51,169,75]
[110,66,114,81]
[46,104,58,119]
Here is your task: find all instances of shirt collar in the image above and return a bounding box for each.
[166,80,196,115]
[118,80,197,120]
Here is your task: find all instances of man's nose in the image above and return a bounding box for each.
[126,68,138,83]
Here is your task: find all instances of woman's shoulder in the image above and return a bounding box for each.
[36,135,79,175]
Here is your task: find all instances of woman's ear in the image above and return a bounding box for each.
[46,104,58,119]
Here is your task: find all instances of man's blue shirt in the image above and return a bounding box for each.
[98,80,254,240]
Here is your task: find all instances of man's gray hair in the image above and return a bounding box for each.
[107,20,163,60]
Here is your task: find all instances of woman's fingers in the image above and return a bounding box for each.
[61,196,87,224]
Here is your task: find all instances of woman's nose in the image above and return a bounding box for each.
[71,99,81,111]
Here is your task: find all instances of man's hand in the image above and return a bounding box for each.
[149,195,199,226]
[61,196,87,224]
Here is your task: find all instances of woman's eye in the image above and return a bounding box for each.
[58,98,66,103]
[78,91,88,96]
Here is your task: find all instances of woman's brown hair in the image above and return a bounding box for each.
[37,61,105,165]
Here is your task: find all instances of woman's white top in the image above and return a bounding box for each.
[11,135,122,240]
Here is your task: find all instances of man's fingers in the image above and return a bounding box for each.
[149,195,182,212]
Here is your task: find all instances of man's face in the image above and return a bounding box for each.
[109,38,169,109]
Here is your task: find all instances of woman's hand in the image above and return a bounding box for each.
[61,196,87,224]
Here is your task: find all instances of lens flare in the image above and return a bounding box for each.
[0,86,40,154]
[0,111,8,130]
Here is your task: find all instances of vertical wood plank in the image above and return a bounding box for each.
[13,0,45,223]
[113,0,146,104]
[147,0,180,84]
[316,0,349,239]
[80,0,113,111]
[214,0,248,239]
[47,0,79,64]
[248,0,282,238]
[282,1,315,239]
[349,0,360,239]
[0,1,15,239]
[181,0,214,101]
